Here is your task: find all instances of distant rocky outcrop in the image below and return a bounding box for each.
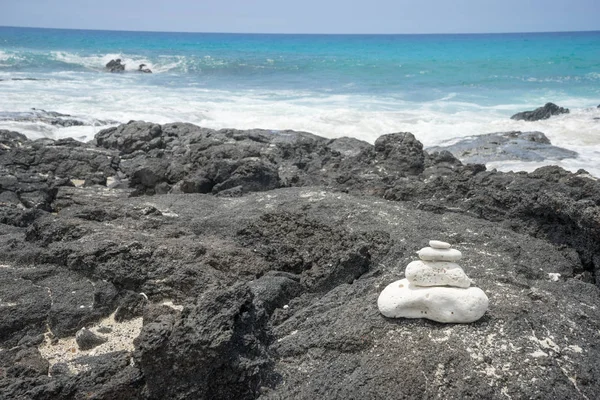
[0,108,118,128]
[105,59,125,72]
[511,102,569,121]
[138,64,152,73]
[427,130,577,164]
[2,122,600,399]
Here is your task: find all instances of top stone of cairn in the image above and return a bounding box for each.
[418,243,462,262]
[429,240,451,249]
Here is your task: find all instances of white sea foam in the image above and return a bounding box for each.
[50,51,184,73]
[1,74,599,175]
[0,50,24,67]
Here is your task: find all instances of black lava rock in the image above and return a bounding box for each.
[511,102,570,121]
[2,121,600,399]
[138,63,152,73]
[106,59,125,72]
[427,130,578,164]
[75,328,108,350]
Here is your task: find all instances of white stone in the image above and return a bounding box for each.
[405,260,472,288]
[417,247,462,262]
[548,273,561,282]
[429,240,451,249]
[377,278,488,323]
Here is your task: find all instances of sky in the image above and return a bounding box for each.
[1,0,599,34]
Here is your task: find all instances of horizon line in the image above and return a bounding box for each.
[1,24,599,36]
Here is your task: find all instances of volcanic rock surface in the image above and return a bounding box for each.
[511,102,570,121]
[105,59,125,73]
[1,121,599,399]
[427,130,578,164]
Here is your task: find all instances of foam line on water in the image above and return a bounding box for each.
[49,52,185,73]
[0,76,598,176]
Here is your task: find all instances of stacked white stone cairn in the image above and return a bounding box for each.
[377,240,489,323]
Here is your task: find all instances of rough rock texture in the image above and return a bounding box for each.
[106,59,125,72]
[427,130,578,164]
[1,121,600,399]
[138,64,152,73]
[511,102,570,121]
[75,328,108,350]
[405,260,472,288]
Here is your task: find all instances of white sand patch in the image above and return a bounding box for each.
[39,311,143,374]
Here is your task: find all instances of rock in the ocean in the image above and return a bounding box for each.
[0,109,117,128]
[417,246,462,261]
[138,64,152,73]
[426,130,578,164]
[378,278,488,323]
[429,240,450,249]
[405,260,472,288]
[105,59,125,72]
[75,328,107,350]
[510,102,569,121]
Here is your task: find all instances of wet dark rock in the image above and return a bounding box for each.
[511,102,570,121]
[75,328,107,350]
[138,63,152,73]
[106,58,125,72]
[427,130,578,164]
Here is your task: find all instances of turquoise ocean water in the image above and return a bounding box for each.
[1,27,599,173]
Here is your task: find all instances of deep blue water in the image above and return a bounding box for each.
[1,27,599,102]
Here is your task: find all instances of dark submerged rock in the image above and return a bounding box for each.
[511,102,570,121]
[427,130,578,164]
[138,63,152,73]
[106,58,125,72]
